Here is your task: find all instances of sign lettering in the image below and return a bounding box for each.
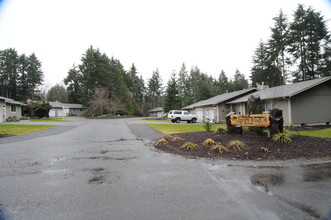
[230,114,270,127]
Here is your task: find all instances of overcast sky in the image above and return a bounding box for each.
[0,0,331,89]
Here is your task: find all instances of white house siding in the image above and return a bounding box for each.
[5,104,22,119]
[291,82,331,125]
[0,100,4,122]
[203,107,215,122]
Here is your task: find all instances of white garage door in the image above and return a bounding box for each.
[195,108,203,122]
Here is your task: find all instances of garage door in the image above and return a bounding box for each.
[195,108,203,122]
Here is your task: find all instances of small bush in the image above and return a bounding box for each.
[203,119,213,132]
[210,144,228,154]
[215,127,226,134]
[261,147,269,153]
[203,138,216,146]
[242,127,250,134]
[164,135,174,141]
[227,140,247,150]
[155,138,169,146]
[180,142,198,151]
[6,116,18,122]
[272,132,292,144]
[172,136,183,142]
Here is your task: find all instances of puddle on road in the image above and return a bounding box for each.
[250,173,284,193]
[300,163,331,182]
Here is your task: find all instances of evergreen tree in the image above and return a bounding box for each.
[217,70,229,94]
[64,65,86,104]
[232,69,249,91]
[0,48,19,99]
[47,84,68,102]
[268,9,290,84]
[288,4,330,81]
[163,73,181,113]
[26,53,44,99]
[147,69,163,108]
[177,63,194,107]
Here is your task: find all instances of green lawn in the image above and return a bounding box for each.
[139,119,171,123]
[288,127,331,138]
[0,124,56,135]
[30,117,72,122]
[148,124,226,134]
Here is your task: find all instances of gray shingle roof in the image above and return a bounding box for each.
[182,88,257,109]
[228,76,331,104]
[149,107,164,112]
[0,96,25,105]
[49,101,85,109]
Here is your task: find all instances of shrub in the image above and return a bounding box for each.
[172,136,183,142]
[203,118,213,132]
[164,135,174,141]
[210,144,228,154]
[227,140,247,150]
[272,132,292,144]
[215,127,226,134]
[203,138,216,146]
[180,142,198,150]
[6,116,19,122]
[242,127,250,134]
[155,138,169,146]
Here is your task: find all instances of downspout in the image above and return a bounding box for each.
[288,97,292,126]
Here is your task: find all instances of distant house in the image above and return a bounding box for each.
[49,101,87,117]
[227,76,331,126]
[182,88,257,123]
[149,107,164,118]
[0,96,25,122]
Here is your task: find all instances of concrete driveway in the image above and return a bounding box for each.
[0,118,330,220]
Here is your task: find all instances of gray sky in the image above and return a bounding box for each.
[0,0,331,89]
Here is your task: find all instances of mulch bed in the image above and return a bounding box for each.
[155,131,331,160]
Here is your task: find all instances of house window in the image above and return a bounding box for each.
[11,105,16,112]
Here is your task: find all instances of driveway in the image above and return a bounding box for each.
[0,118,330,220]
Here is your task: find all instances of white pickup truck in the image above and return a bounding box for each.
[167,110,197,123]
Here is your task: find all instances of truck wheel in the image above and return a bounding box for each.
[187,120,191,123]
[171,120,175,123]
[175,118,181,123]
[191,118,197,123]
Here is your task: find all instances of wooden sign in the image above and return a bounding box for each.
[230,114,270,127]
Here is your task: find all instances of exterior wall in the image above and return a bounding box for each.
[218,103,232,123]
[0,100,4,122]
[5,104,22,120]
[49,108,64,117]
[291,81,331,125]
[149,111,164,118]
[69,108,87,116]
[195,107,204,122]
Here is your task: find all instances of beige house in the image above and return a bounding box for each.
[182,88,257,123]
[227,76,331,126]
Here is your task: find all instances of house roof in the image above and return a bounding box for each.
[149,107,164,112]
[182,88,257,110]
[0,96,25,105]
[228,76,331,104]
[49,101,85,109]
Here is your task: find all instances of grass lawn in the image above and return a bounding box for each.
[0,124,56,135]
[139,119,171,123]
[148,124,226,135]
[288,127,331,138]
[30,117,72,122]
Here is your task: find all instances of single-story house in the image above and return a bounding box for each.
[0,96,25,122]
[182,88,257,123]
[149,107,164,118]
[49,101,87,117]
[227,76,331,126]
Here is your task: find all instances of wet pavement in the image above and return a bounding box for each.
[0,118,330,219]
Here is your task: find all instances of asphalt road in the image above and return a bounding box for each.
[0,118,330,220]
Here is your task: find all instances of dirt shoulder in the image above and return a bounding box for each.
[155,132,331,161]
